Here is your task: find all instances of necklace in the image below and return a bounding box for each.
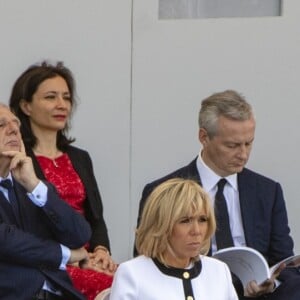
[52,159,59,168]
[34,149,62,168]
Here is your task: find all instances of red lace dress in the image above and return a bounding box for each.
[36,153,113,300]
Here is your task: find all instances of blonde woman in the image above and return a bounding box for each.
[110,178,238,300]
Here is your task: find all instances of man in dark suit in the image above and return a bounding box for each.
[0,103,92,299]
[136,90,300,299]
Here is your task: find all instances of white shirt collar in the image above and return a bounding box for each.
[196,152,238,192]
[0,173,13,182]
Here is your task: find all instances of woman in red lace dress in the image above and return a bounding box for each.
[9,61,117,300]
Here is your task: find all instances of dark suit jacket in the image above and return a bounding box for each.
[27,145,110,252]
[0,180,91,300]
[137,157,295,271]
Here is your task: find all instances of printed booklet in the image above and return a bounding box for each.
[213,246,300,288]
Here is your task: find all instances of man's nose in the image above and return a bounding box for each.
[238,145,248,159]
[7,122,19,134]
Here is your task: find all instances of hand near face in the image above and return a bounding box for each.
[2,141,39,192]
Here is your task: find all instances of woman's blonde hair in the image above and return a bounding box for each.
[136,178,216,264]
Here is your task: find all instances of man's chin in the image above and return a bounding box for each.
[225,165,245,175]
[233,166,245,173]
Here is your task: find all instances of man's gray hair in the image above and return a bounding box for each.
[198,90,253,138]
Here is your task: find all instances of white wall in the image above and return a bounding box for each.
[0,0,132,262]
[0,0,299,262]
[131,0,300,256]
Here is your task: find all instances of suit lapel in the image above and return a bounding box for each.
[237,169,257,247]
[0,191,18,225]
[184,158,202,185]
[0,182,24,227]
[12,180,34,229]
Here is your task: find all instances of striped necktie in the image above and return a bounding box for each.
[0,179,20,220]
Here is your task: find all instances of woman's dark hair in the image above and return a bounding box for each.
[9,61,77,150]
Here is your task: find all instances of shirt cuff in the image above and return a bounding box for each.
[274,279,281,289]
[59,245,71,270]
[27,181,48,207]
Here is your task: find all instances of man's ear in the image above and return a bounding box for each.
[199,128,209,146]
[19,99,31,116]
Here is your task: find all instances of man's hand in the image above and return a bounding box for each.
[244,262,286,297]
[2,141,39,192]
[68,247,89,265]
[244,279,275,298]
